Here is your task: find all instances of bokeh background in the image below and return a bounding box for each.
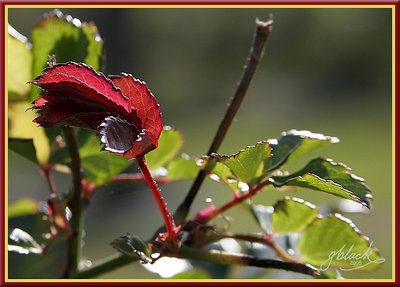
[8,7,392,279]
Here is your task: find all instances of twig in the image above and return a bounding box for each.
[223,233,297,263]
[63,126,84,278]
[174,17,274,224]
[42,166,57,196]
[193,181,271,225]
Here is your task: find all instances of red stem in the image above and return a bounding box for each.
[136,156,178,241]
[193,181,271,225]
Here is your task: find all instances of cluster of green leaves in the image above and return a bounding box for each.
[192,130,381,275]
[202,130,371,207]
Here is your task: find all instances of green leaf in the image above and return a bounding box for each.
[270,158,372,208]
[203,142,271,187]
[8,228,43,255]
[146,126,183,171]
[30,9,103,101]
[264,130,339,172]
[166,154,199,180]
[51,129,131,185]
[9,101,51,164]
[298,214,385,271]
[81,22,104,70]
[271,197,319,234]
[201,157,239,192]
[111,233,151,262]
[7,25,32,101]
[8,137,38,164]
[8,198,38,218]
[8,213,68,278]
[170,269,211,279]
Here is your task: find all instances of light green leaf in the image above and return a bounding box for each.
[30,9,103,101]
[298,214,384,271]
[271,197,319,234]
[203,142,271,188]
[81,22,103,70]
[7,25,32,101]
[170,269,211,279]
[166,154,199,180]
[270,158,372,208]
[8,101,50,164]
[8,138,38,164]
[8,198,38,218]
[146,126,183,171]
[265,130,339,172]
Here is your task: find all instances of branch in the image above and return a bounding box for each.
[179,245,319,278]
[73,244,316,279]
[63,126,84,278]
[174,17,274,224]
[72,254,137,279]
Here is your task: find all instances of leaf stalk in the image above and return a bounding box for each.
[136,156,178,242]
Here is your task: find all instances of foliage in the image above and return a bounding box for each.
[7,9,384,280]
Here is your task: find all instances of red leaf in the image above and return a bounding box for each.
[109,74,163,138]
[29,62,163,158]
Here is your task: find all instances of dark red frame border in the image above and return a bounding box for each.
[1,1,398,286]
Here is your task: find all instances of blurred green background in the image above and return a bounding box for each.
[8,7,392,279]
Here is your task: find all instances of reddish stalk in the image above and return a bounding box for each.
[193,181,271,225]
[136,156,178,241]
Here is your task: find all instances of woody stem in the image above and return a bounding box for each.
[136,156,178,241]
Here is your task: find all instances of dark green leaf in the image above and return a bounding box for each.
[298,214,384,271]
[271,197,319,234]
[8,25,32,101]
[30,9,103,101]
[8,213,67,278]
[203,142,271,187]
[166,154,199,180]
[111,233,151,263]
[8,228,43,255]
[146,127,183,171]
[270,158,372,208]
[8,137,38,164]
[264,130,339,172]
[8,198,38,218]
